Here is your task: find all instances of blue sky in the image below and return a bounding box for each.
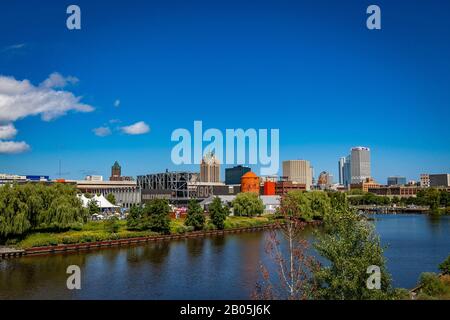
[0,0,449,182]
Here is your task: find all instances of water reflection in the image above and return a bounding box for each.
[0,214,449,299]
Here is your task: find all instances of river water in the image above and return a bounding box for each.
[0,214,449,299]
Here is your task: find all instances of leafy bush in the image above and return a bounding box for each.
[439,256,450,275]
[172,224,192,234]
[104,216,120,233]
[209,197,229,230]
[232,193,264,217]
[185,199,205,230]
[419,273,447,296]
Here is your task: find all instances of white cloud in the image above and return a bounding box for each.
[0,74,93,123]
[93,126,112,137]
[1,43,26,52]
[109,119,121,124]
[40,72,79,89]
[0,124,17,139]
[114,99,120,107]
[120,121,150,135]
[0,140,30,154]
[0,73,93,153]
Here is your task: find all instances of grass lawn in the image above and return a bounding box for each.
[17,221,158,249]
[16,215,276,249]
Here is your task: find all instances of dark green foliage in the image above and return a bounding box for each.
[327,191,350,214]
[439,255,450,275]
[106,193,116,205]
[232,193,264,217]
[126,205,143,230]
[125,200,171,234]
[185,199,205,230]
[347,188,450,212]
[104,216,120,233]
[418,273,447,297]
[348,192,391,206]
[142,199,171,234]
[313,196,395,299]
[209,197,229,230]
[277,191,331,221]
[88,199,100,215]
[0,183,88,240]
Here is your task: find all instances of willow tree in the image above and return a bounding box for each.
[0,183,88,240]
[232,192,264,217]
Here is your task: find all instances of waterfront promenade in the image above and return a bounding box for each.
[0,247,25,258]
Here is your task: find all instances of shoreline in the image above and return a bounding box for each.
[1,220,324,259]
[1,223,279,259]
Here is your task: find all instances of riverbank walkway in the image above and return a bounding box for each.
[0,246,25,258]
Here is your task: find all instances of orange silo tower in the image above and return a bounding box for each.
[241,171,260,194]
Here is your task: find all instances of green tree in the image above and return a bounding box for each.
[314,208,395,299]
[277,191,312,221]
[439,190,449,208]
[417,273,447,298]
[232,192,264,217]
[185,199,205,230]
[328,191,349,214]
[307,191,331,220]
[126,205,143,230]
[88,199,100,215]
[0,183,87,240]
[209,197,229,230]
[277,191,331,221]
[391,196,400,205]
[439,255,450,275]
[142,199,171,234]
[105,216,120,233]
[106,193,116,205]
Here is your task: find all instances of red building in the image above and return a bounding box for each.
[263,181,276,195]
[275,181,306,195]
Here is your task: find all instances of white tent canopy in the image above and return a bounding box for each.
[93,194,119,208]
[78,194,119,209]
[78,194,90,208]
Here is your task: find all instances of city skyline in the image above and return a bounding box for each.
[1,0,450,182]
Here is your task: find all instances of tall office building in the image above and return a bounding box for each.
[420,174,430,187]
[200,152,220,182]
[387,176,407,186]
[282,160,313,190]
[338,155,352,187]
[350,147,371,184]
[429,174,450,187]
[338,157,345,185]
[225,165,251,185]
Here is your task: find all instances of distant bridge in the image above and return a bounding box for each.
[352,205,429,214]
